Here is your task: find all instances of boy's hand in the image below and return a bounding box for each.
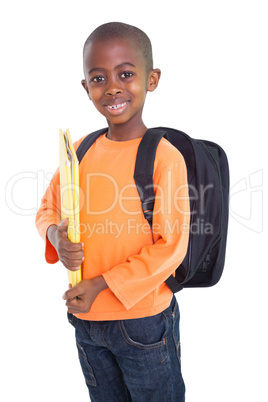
[47,218,84,271]
[62,276,108,314]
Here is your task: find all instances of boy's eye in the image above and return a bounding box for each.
[120,71,134,79]
[91,76,105,83]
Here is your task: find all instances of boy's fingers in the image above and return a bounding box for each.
[56,219,84,269]
[63,283,83,300]
[60,246,84,262]
[67,265,82,272]
[58,242,84,270]
[60,255,83,270]
[60,240,84,254]
[65,295,88,314]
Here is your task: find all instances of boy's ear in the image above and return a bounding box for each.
[147,68,161,92]
[81,79,91,99]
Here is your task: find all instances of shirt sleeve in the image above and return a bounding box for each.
[102,156,190,310]
[35,167,61,263]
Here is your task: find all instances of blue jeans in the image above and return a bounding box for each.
[67,296,185,401]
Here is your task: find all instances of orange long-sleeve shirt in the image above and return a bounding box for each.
[36,132,190,320]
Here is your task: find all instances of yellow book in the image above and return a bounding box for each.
[59,129,81,286]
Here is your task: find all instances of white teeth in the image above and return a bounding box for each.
[107,102,126,110]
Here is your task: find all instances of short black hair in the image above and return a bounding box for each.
[83,22,153,74]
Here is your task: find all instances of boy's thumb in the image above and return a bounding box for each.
[58,218,69,235]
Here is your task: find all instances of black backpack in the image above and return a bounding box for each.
[76,127,229,293]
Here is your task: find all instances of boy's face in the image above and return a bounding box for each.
[82,38,160,128]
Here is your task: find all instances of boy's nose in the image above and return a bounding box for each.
[105,87,123,96]
[105,77,123,96]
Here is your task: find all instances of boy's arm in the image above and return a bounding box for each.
[36,136,87,264]
[36,162,108,314]
[101,158,190,310]
[36,169,85,268]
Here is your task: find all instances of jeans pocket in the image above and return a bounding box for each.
[171,300,182,364]
[76,341,97,387]
[120,312,168,349]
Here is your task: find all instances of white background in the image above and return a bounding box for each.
[1,1,267,401]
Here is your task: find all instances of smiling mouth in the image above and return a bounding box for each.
[107,102,127,110]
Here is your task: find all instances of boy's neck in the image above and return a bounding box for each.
[106,120,147,141]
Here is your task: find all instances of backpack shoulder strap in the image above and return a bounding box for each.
[76,128,108,163]
[134,128,166,228]
[134,128,183,292]
[76,127,165,227]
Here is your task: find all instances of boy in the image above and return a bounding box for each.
[36,22,190,401]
